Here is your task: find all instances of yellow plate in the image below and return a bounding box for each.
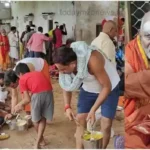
[0,133,10,140]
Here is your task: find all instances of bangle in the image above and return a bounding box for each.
[64,104,71,112]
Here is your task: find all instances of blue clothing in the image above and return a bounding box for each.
[77,85,119,119]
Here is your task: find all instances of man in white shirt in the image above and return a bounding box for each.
[8,26,19,67]
[91,20,117,66]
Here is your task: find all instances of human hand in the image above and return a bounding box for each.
[5,114,13,120]
[14,103,23,113]
[66,108,76,121]
[86,110,96,126]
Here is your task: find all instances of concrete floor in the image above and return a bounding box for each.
[0,79,124,149]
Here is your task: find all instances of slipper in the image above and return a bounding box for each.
[0,133,10,140]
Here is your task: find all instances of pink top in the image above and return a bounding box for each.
[27,32,51,52]
[54,28,62,48]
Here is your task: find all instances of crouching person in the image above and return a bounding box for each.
[13,63,54,149]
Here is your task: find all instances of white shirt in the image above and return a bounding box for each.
[8,32,18,47]
[91,32,116,67]
[82,56,120,93]
[13,58,44,71]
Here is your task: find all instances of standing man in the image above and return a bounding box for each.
[60,24,67,46]
[20,25,30,43]
[44,33,53,64]
[53,41,120,149]
[91,20,117,66]
[8,26,19,67]
[20,25,30,59]
[22,26,31,58]
[27,26,52,58]
[53,22,63,49]
[24,25,36,58]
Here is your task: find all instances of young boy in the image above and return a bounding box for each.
[14,63,54,149]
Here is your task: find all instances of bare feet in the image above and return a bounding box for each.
[46,120,53,125]
[46,122,52,125]
[40,137,46,146]
[33,144,40,149]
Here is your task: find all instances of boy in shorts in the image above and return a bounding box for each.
[13,63,54,149]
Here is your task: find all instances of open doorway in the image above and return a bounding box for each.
[96,24,102,37]
[48,20,53,31]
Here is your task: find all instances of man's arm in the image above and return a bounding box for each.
[62,30,67,35]
[19,91,30,106]
[11,88,18,113]
[63,90,72,106]
[88,51,111,112]
[62,24,67,35]
[14,91,30,113]
[62,89,76,120]
[42,35,52,41]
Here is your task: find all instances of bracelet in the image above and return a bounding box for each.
[64,104,71,112]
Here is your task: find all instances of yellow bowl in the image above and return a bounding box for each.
[83,131,103,141]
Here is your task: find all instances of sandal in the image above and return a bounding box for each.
[0,133,10,140]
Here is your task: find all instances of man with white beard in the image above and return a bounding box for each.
[125,11,150,148]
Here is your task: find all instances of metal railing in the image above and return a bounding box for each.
[130,1,150,39]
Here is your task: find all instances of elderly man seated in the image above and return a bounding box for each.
[125,11,150,148]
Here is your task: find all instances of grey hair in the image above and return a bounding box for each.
[140,11,150,32]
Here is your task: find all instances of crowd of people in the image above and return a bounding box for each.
[0,19,125,149]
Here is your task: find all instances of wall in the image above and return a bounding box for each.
[75,1,118,44]
[0,3,11,19]
[9,1,76,38]
[2,1,118,43]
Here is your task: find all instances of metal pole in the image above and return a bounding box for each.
[125,1,131,44]
[117,1,120,49]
